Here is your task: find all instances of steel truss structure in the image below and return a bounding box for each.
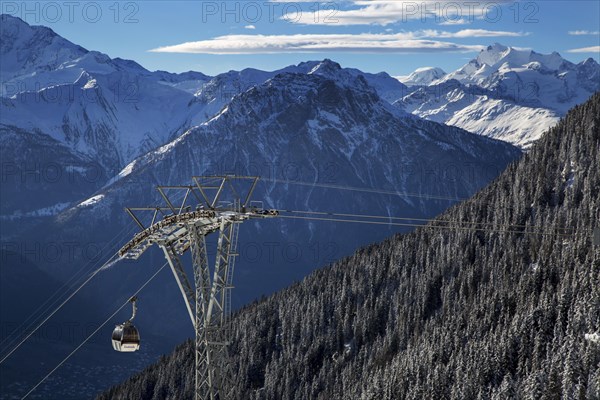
[119,176,278,400]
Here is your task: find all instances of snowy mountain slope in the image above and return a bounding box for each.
[398,66,447,87]
[0,15,218,220]
[190,67,276,122]
[99,72,514,202]
[397,81,561,148]
[0,16,208,173]
[1,69,206,172]
[0,67,207,220]
[299,59,408,103]
[0,13,87,81]
[443,96,559,146]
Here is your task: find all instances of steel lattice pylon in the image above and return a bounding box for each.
[119,176,278,400]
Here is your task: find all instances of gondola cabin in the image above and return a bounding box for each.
[111,321,140,352]
[112,296,140,352]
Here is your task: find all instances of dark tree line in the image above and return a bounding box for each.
[98,93,600,399]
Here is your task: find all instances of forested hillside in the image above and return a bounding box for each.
[98,93,600,399]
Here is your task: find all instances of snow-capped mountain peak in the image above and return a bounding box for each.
[398,67,447,86]
[439,43,576,86]
[477,43,567,72]
[475,42,510,66]
[307,59,343,75]
[1,14,88,80]
[472,44,594,113]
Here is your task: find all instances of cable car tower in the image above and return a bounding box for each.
[118,176,278,400]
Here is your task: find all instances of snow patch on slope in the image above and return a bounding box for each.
[0,202,71,220]
[78,194,105,207]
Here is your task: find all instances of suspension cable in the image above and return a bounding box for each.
[278,210,575,234]
[0,252,122,365]
[0,223,136,352]
[262,178,468,202]
[21,261,168,400]
[277,214,587,238]
[263,179,585,236]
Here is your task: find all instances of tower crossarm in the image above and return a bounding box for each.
[119,208,278,259]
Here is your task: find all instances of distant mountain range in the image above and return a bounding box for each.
[398,43,600,148]
[2,17,597,216]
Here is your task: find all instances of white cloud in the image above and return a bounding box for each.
[281,0,515,26]
[244,25,256,30]
[150,34,482,54]
[421,29,527,38]
[439,18,469,26]
[567,46,600,53]
[568,30,600,35]
[149,30,524,54]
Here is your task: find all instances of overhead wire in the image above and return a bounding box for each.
[0,223,137,352]
[276,214,587,238]
[262,178,468,202]
[277,209,583,237]
[21,261,169,400]
[0,252,122,365]
[261,178,586,238]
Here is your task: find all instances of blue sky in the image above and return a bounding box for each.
[3,0,599,76]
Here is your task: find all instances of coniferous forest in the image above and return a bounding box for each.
[98,93,600,399]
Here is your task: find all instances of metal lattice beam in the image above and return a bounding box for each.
[161,243,196,326]
[190,224,213,400]
[207,217,239,398]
